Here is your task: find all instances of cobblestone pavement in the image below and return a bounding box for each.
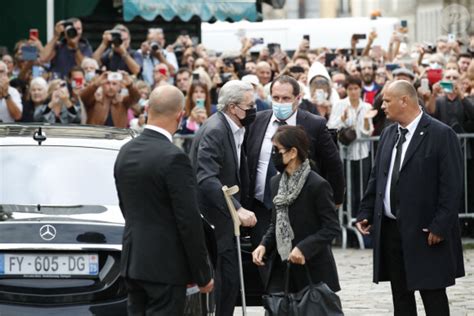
[234,248,474,315]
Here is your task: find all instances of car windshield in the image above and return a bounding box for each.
[0,146,119,206]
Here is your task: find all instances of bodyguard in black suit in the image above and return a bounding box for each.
[246,75,344,248]
[356,81,465,316]
[190,80,258,316]
[114,86,213,315]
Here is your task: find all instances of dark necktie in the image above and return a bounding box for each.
[262,120,287,209]
[390,127,408,217]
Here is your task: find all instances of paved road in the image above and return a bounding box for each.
[234,248,474,315]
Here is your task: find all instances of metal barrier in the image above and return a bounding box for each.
[339,134,474,249]
[172,133,474,249]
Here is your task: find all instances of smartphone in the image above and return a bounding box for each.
[421,78,429,91]
[72,77,84,89]
[353,34,367,40]
[32,65,44,78]
[315,89,326,103]
[440,81,454,93]
[325,53,337,67]
[427,69,443,85]
[107,72,123,82]
[29,28,39,40]
[192,73,200,81]
[251,38,264,45]
[423,42,435,53]
[267,43,281,56]
[158,68,167,76]
[196,98,205,108]
[385,63,400,71]
[448,33,456,43]
[401,20,408,28]
[303,34,310,41]
[21,45,38,61]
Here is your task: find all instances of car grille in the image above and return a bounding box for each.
[0,250,126,306]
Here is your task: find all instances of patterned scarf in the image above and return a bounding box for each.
[273,159,311,261]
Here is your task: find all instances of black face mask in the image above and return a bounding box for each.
[271,147,286,173]
[239,107,256,126]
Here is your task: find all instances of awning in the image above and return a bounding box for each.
[123,0,259,22]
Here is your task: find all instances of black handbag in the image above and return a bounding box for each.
[337,127,357,146]
[263,262,343,316]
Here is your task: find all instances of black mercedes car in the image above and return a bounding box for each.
[0,124,134,315]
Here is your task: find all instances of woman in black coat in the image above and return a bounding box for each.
[252,125,341,293]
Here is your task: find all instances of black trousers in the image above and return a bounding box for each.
[250,198,273,250]
[381,217,450,316]
[214,247,240,316]
[125,278,186,316]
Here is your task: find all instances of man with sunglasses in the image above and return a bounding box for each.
[190,80,257,316]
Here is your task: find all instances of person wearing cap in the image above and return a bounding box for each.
[242,74,269,111]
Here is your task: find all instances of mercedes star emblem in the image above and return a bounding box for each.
[39,224,57,241]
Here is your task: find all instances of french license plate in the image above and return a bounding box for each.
[0,253,99,277]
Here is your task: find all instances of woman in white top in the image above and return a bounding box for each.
[328,76,376,217]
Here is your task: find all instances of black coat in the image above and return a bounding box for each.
[261,171,341,292]
[114,128,212,287]
[357,113,465,290]
[189,112,249,253]
[246,109,344,205]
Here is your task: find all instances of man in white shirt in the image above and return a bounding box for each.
[0,61,22,122]
[356,80,465,316]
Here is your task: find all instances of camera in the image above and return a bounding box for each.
[109,30,123,47]
[61,20,78,39]
[251,38,264,45]
[150,41,161,51]
[223,58,234,67]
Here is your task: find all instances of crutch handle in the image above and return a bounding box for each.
[222,185,241,237]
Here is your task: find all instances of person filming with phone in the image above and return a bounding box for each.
[40,18,93,79]
[79,70,140,127]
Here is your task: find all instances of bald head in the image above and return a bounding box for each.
[148,85,184,117]
[256,61,271,71]
[386,80,418,105]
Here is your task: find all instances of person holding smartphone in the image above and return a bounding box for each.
[179,80,214,136]
[79,70,140,127]
[33,79,81,124]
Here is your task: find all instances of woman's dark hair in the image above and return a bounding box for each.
[272,125,310,162]
[185,80,211,116]
[344,75,362,89]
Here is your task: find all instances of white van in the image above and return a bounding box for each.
[201,17,400,53]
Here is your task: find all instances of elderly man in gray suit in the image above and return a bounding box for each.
[190,80,257,316]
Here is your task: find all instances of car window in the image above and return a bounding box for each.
[0,146,119,206]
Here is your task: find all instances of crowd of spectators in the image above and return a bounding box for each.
[1,17,474,211]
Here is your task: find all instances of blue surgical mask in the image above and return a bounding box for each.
[272,102,294,120]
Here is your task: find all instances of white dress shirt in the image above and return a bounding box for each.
[223,113,245,168]
[383,111,423,218]
[255,110,298,201]
[144,124,173,142]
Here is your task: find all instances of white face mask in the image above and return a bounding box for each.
[430,62,442,70]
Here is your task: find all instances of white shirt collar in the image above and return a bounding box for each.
[144,124,173,142]
[270,109,298,126]
[398,110,423,136]
[223,112,245,136]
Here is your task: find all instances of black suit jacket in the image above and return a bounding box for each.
[358,113,465,290]
[190,112,249,253]
[246,109,344,205]
[114,128,211,287]
[261,171,341,292]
